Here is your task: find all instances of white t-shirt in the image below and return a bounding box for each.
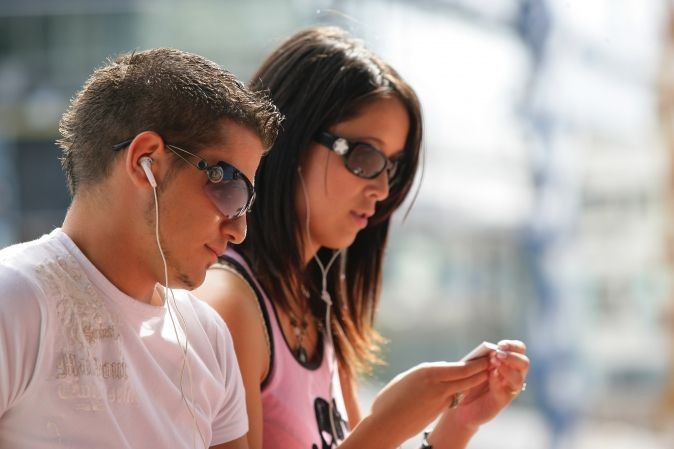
[0,229,247,448]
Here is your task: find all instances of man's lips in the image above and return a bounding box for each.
[206,244,226,259]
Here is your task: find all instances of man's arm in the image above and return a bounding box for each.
[0,266,44,416]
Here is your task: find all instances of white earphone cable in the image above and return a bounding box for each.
[151,185,207,449]
[298,167,343,443]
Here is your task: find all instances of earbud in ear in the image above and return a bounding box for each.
[139,157,157,188]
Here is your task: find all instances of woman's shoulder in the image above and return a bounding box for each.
[193,264,261,325]
[194,263,272,384]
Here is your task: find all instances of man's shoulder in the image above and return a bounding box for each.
[0,232,60,271]
[0,238,49,296]
[174,290,236,353]
[0,261,46,324]
[0,231,72,308]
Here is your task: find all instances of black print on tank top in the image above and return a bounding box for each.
[312,397,346,449]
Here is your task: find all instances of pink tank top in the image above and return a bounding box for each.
[222,250,349,449]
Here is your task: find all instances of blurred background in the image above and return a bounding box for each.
[1,0,673,447]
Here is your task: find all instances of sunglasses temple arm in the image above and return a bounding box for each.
[165,144,207,171]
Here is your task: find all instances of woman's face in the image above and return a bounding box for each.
[296,95,410,260]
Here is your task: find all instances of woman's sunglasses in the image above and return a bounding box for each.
[112,138,255,220]
[315,131,402,181]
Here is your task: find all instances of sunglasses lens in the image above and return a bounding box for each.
[204,179,250,219]
[346,143,387,179]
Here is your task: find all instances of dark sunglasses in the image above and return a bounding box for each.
[112,138,256,220]
[315,131,402,181]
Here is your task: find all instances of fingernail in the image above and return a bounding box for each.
[496,350,507,359]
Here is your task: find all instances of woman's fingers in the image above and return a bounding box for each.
[489,350,528,395]
[424,358,490,382]
[444,368,490,392]
[491,349,529,371]
[497,339,526,354]
[491,368,527,398]
[409,360,490,405]
[492,364,525,390]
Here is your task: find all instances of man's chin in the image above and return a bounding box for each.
[174,271,199,291]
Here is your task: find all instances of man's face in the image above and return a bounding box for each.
[150,120,264,289]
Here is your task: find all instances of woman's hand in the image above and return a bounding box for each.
[428,340,530,449]
[352,358,490,448]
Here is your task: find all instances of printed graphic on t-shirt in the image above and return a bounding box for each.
[36,255,134,411]
[312,397,347,449]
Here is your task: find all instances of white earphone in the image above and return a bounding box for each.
[139,156,157,188]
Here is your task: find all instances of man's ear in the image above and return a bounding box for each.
[124,131,168,188]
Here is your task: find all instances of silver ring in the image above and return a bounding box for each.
[510,382,527,396]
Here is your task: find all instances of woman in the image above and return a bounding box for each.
[194,26,529,449]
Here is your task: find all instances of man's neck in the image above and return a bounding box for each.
[62,197,162,305]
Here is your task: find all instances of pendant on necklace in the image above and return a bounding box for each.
[296,346,308,364]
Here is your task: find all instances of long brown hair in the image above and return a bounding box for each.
[237,27,423,378]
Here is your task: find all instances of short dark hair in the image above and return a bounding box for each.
[57,48,282,195]
[240,27,423,378]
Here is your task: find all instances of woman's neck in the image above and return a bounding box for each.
[302,238,320,266]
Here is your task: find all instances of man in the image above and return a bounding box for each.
[0,48,281,448]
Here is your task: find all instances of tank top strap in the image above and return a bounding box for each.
[215,249,350,447]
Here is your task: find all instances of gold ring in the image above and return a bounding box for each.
[450,392,465,409]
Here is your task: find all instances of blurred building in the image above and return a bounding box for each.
[0,0,305,243]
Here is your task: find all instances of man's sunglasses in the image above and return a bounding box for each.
[315,131,402,182]
[112,138,255,220]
